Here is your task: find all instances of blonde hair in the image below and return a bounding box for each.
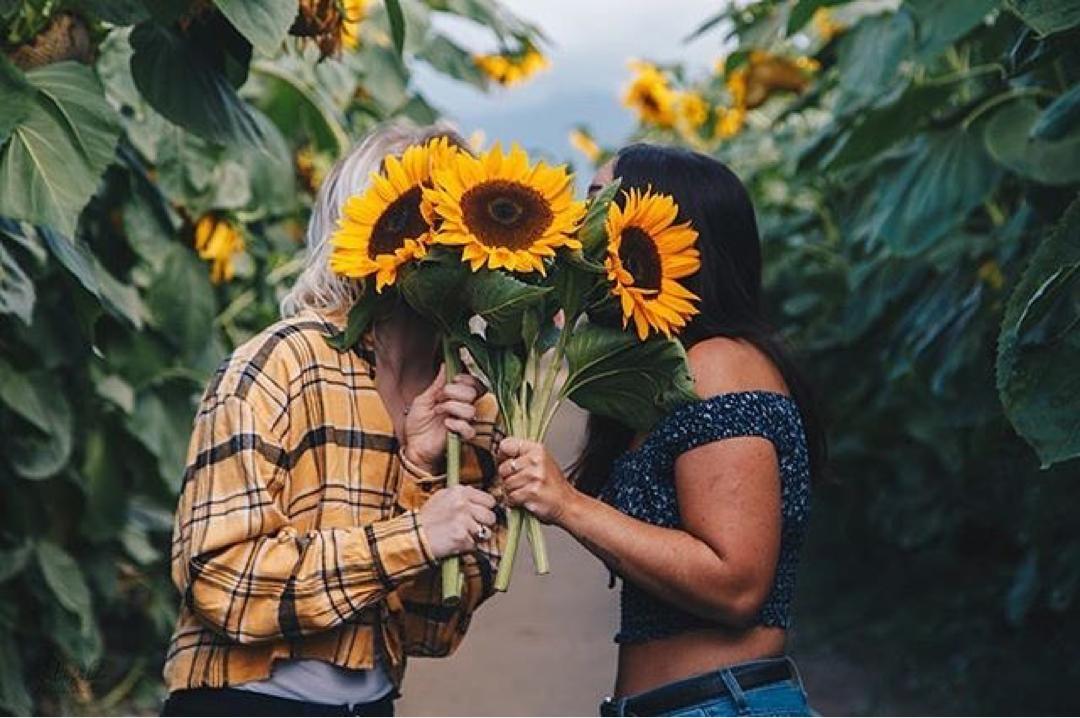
[279,119,466,318]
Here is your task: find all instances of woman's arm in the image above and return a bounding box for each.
[500,338,784,627]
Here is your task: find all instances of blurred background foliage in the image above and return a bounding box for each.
[1,0,1079,714]
[582,0,1079,712]
[0,0,544,713]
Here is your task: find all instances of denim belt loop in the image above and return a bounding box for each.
[719,668,751,716]
[784,655,809,699]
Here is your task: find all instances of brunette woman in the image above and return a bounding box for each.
[497,144,825,717]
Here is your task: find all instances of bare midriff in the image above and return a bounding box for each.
[615,625,787,697]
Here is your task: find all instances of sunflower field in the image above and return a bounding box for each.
[0,0,544,713]
[588,0,1079,712]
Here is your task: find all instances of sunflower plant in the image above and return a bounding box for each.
[327,140,699,596]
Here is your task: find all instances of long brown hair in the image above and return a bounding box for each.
[572,143,827,496]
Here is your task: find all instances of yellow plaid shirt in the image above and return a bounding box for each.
[164,309,502,692]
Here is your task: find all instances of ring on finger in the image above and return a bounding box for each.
[475,526,490,541]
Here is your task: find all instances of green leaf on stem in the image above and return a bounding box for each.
[325,296,377,352]
[467,269,551,345]
[578,178,621,262]
[997,197,1080,467]
[385,0,407,56]
[563,325,697,431]
[213,0,298,56]
[984,99,1080,186]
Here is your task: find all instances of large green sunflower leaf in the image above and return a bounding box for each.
[398,254,471,331]
[0,57,33,145]
[578,178,620,262]
[0,62,120,237]
[984,99,1080,186]
[0,240,34,325]
[467,270,552,346]
[834,11,914,113]
[563,325,696,431]
[0,359,73,480]
[906,0,1001,60]
[146,245,216,360]
[129,21,263,147]
[866,129,1001,256]
[997,196,1080,468]
[213,0,298,56]
[1005,0,1080,36]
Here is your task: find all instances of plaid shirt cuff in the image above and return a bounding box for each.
[399,449,448,490]
[364,510,439,589]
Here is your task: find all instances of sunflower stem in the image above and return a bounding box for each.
[440,336,463,605]
[494,506,525,591]
[524,512,550,574]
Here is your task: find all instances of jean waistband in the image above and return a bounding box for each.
[600,656,801,717]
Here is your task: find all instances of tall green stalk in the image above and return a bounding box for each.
[441,336,463,604]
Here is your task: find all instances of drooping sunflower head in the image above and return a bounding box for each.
[623,60,677,128]
[289,0,367,57]
[329,137,461,291]
[194,213,245,284]
[474,45,550,87]
[424,143,586,275]
[604,188,701,341]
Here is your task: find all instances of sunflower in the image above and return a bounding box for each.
[340,0,368,50]
[714,106,746,139]
[424,143,585,274]
[474,46,550,87]
[604,188,701,341]
[194,214,245,284]
[675,91,710,132]
[623,60,677,128]
[330,137,459,291]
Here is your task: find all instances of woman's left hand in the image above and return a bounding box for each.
[497,438,578,525]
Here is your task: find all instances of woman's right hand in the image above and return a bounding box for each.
[418,485,497,559]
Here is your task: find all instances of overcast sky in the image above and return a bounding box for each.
[413,0,730,166]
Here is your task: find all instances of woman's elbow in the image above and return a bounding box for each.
[693,569,770,628]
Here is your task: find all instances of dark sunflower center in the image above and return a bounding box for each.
[640,91,660,113]
[619,226,662,290]
[461,180,554,250]
[369,186,427,257]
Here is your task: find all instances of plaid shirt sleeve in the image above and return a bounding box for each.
[172,393,438,645]
[391,392,505,657]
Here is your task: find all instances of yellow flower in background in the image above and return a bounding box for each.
[741,50,815,109]
[726,66,748,109]
[475,47,550,87]
[812,7,845,41]
[330,137,460,291]
[569,128,601,163]
[675,91,710,132]
[425,143,585,274]
[714,106,746,139]
[340,0,368,50]
[623,60,677,128]
[194,214,245,284]
[604,188,700,341]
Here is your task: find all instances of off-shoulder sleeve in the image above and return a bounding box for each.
[654,391,803,462]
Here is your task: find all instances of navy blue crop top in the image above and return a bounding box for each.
[598,391,811,644]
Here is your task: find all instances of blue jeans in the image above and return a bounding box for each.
[601,657,812,717]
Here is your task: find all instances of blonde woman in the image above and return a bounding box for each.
[162,122,502,717]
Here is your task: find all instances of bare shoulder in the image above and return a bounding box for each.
[685,336,790,399]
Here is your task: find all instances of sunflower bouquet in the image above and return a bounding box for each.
[327,136,699,597]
